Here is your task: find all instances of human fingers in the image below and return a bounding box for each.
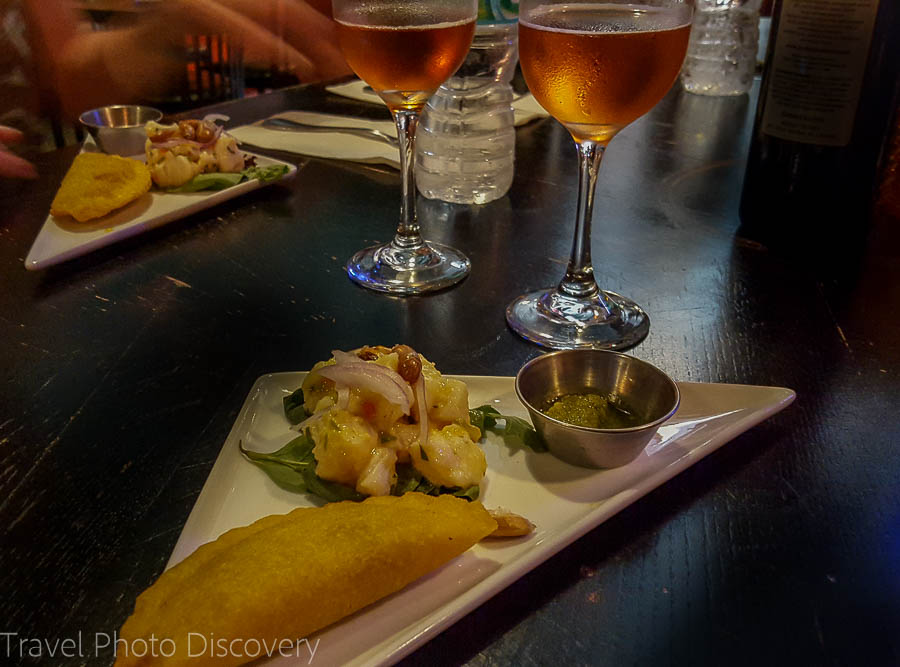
[0,150,38,179]
[0,126,25,145]
[279,2,352,81]
[215,0,351,81]
[162,0,319,80]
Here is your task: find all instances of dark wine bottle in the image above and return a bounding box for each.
[739,0,900,252]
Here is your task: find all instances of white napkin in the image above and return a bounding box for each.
[325,79,550,126]
[228,111,400,168]
[227,83,550,170]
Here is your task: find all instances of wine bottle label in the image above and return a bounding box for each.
[761,0,879,146]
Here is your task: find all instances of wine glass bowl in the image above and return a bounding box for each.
[333,0,478,294]
[518,3,693,142]
[335,7,476,113]
[507,0,692,348]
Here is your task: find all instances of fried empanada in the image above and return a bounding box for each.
[50,152,151,222]
[116,493,497,666]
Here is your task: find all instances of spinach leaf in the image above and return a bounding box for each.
[243,164,289,183]
[393,463,425,495]
[239,433,315,470]
[302,467,365,503]
[451,485,480,501]
[391,463,477,501]
[248,457,308,493]
[393,463,437,496]
[240,431,364,503]
[164,164,288,193]
[469,405,500,432]
[414,476,439,497]
[470,405,548,452]
[167,172,244,193]
[283,387,308,424]
[239,434,315,493]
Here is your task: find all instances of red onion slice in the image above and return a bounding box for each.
[147,125,224,152]
[149,138,216,151]
[336,386,350,410]
[331,349,360,365]
[316,363,413,414]
[203,113,230,124]
[414,373,429,447]
[292,409,326,432]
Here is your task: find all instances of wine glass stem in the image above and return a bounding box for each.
[393,109,423,249]
[560,140,606,303]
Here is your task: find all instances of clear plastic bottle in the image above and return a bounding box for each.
[415,14,518,205]
[681,0,762,96]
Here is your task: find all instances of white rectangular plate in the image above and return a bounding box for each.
[170,374,795,666]
[25,151,297,270]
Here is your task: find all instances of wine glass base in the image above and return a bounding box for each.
[346,240,470,295]
[506,288,650,350]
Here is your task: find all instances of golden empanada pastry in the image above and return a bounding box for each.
[50,152,151,222]
[115,493,497,666]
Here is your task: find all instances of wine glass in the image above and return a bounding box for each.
[506,0,693,348]
[332,0,478,294]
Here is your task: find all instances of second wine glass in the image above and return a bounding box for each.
[506,0,693,348]
[333,0,478,294]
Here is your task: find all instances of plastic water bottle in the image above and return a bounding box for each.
[415,1,518,205]
[681,0,761,96]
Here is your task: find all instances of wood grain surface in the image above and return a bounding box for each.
[0,80,897,666]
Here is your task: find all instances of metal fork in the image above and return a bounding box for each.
[260,117,398,148]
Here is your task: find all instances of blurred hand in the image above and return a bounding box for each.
[0,127,37,180]
[213,0,352,82]
[27,0,352,119]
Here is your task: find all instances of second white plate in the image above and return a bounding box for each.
[25,151,297,270]
[168,374,794,666]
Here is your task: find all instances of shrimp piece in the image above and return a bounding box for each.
[357,447,398,497]
[309,408,399,496]
[411,424,486,489]
[146,152,201,188]
[346,387,407,436]
[309,409,378,487]
[214,134,244,173]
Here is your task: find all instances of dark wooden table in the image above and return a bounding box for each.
[1,80,898,666]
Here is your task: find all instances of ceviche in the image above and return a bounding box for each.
[241,345,546,505]
[145,115,287,191]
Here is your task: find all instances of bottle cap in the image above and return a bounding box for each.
[478,0,518,24]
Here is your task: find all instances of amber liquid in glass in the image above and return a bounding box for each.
[337,18,475,112]
[520,4,691,143]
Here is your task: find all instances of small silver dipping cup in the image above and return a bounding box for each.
[79,105,163,156]
[515,350,680,468]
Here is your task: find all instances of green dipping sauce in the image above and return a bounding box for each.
[542,392,644,429]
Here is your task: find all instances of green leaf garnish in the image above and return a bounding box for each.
[164,164,289,193]
[167,172,244,192]
[451,485,480,501]
[242,164,290,183]
[239,433,315,493]
[301,466,365,503]
[470,405,548,452]
[245,386,505,504]
[283,387,308,425]
[239,430,363,502]
[391,463,478,501]
[393,463,426,496]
